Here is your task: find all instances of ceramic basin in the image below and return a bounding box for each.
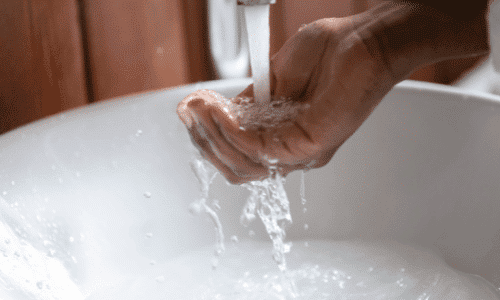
[0,78,499,298]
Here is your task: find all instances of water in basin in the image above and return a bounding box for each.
[83,239,500,299]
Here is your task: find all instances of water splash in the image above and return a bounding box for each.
[226,95,309,131]
[241,166,293,274]
[244,5,271,105]
[189,158,225,268]
[0,204,84,299]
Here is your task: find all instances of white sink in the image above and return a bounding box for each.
[0,78,499,298]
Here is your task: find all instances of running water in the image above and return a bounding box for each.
[189,159,225,269]
[189,154,296,279]
[244,5,271,105]
[240,166,292,274]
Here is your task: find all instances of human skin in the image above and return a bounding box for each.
[177,1,489,184]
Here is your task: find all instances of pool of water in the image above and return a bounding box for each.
[86,239,500,300]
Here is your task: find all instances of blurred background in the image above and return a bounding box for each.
[0,0,486,135]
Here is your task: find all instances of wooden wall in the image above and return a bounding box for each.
[0,0,88,134]
[0,0,485,134]
[0,0,191,134]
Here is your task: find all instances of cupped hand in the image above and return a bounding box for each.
[177,13,402,184]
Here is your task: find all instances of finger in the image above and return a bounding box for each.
[188,125,264,184]
[310,143,341,169]
[208,103,268,165]
[180,90,272,182]
[187,100,269,183]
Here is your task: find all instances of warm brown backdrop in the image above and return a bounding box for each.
[0,0,485,134]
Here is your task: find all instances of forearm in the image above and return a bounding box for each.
[357,1,489,81]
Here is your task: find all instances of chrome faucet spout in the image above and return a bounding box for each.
[237,0,276,5]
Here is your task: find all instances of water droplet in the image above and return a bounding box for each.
[58,178,63,184]
[230,235,239,243]
[303,207,307,213]
[11,181,15,185]
[248,230,255,237]
[5,239,10,244]
[150,260,157,266]
[189,202,202,215]
[155,276,165,283]
[43,240,51,247]
[145,232,153,238]
[36,281,43,289]
[304,241,309,247]
[211,257,219,270]
[51,165,56,171]
[283,242,292,253]
[298,24,308,31]
[75,172,81,177]
[239,126,246,131]
[69,236,74,243]
[368,267,374,272]
[144,192,151,198]
[2,191,6,196]
[400,268,405,272]
[72,256,77,263]
[135,129,143,137]
[304,224,309,230]
[212,199,221,210]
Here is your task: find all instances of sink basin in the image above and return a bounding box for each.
[0,78,499,298]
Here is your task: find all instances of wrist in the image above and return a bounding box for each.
[357,1,489,81]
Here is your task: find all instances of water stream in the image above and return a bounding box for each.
[244,5,271,105]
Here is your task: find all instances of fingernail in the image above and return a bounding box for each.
[187,98,204,108]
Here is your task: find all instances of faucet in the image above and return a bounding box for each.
[237,0,276,5]
[208,0,276,80]
[489,0,500,72]
[454,0,500,96]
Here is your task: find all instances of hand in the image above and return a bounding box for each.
[177,15,395,184]
[177,2,488,184]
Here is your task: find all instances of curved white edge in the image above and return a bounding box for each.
[396,80,500,105]
[1,78,499,143]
